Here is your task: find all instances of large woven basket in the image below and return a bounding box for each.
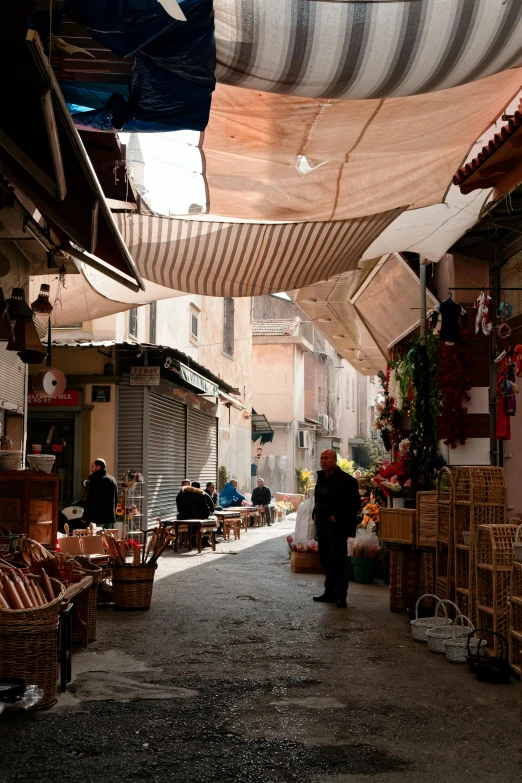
[410,594,452,642]
[0,451,22,471]
[444,630,486,664]
[112,563,157,609]
[426,608,469,654]
[27,454,56,473]
[0,576,65,708]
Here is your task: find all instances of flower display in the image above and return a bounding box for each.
[361,501,379,528]
[372,447,412,498]
[286,534,318,553]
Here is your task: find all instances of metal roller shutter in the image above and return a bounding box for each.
[0,346,26,413]
[148,393,186,523]
[117,381,144,476]
[187,408,218,488]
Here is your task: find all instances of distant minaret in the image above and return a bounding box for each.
[127,133,146,197]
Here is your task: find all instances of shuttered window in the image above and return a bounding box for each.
[117,381,144,475]
[223,297,235,357]
[187,408,218,489]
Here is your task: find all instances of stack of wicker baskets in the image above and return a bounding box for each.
[112,563,157,610]
[453,467,507,626]
[475,523,517,657]
[0,575,65,708]
[509,525,522,675]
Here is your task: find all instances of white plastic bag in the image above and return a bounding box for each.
[293,491,316,543]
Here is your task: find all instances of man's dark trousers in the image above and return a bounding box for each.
[316,519,350,600]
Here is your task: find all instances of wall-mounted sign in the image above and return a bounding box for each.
[28,391,80,407]
[130,366,161,386]
[92,385,111,403]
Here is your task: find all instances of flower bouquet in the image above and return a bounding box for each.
[348,528,381,584]
[276,496,294,515]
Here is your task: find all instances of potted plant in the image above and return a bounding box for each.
[348,528,381,584]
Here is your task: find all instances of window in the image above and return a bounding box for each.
[352,378,355,412]
[190,304,200,344]
[149,301,157,344]
[346,374,350,409]
[223,297,235,357]
[129,308,138,338]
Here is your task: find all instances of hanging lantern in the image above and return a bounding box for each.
[6,318,47,364]
[0,288,14,342]
[31,284,53,315]
[33,368,66,399]
[6,287,33,323]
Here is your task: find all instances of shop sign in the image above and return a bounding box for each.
[28,391,80,407]
[92,385,111,403]
[179,363,218,396]
[130,366,161,386]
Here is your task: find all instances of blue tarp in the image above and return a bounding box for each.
[62,0,215,132]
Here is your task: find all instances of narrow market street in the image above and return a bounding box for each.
[2,518,520,783]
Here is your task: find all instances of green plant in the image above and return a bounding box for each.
[219,465,228,491]
[295,467,314,495]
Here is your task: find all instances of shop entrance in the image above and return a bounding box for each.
[27,412,78,504]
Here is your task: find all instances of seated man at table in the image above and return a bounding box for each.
[251,477,272,525]
[177,482,213,520]
[219,479,249,508]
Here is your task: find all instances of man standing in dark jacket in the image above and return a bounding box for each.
[313,449,362,608]
[82,458,118,530]
[251,477,272,525]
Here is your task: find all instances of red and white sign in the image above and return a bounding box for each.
[28,391,80,407]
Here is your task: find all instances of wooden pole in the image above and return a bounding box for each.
[419,259,427,345]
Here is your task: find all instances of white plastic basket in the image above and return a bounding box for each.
[514,524,522,564]
[410,593,452,642]
[27,454,56,473]
[427,609,470,654]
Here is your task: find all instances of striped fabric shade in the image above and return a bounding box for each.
[215,0,522,99]
[116,210,403,296]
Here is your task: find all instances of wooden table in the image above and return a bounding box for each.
[215,511,242,541]
[63,575,93,648]
[172,520,218,553]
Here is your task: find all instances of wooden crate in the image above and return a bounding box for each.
[416,491,437,547]
[379,508,416,546]
[290,551,323,573]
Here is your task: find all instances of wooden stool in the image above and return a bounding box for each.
[198,524,217,552]
[174,524,190,551]
[222,516,241,541]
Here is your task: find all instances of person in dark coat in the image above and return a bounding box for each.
[176,483,214,519]
[205,482,219,507]
[312,449,362,608]
[251,477,272,525]
[81,458,118,529]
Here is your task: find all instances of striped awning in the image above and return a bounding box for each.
[116,210,402,296]
[215,0,522,99]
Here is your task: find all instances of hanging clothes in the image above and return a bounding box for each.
[473,291,493,336]
[431,298,467,343]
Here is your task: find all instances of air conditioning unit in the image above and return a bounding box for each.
[297,429,311,449]
[319,413,329,431]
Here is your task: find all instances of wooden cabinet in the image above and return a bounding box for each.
[0,470,59,548]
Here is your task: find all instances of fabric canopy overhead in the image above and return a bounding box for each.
[215,0,522,99]
[115,210,402,296]
[202,70,522,223]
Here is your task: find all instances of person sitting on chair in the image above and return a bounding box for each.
[251,477,272,525]
[219,479,249,508]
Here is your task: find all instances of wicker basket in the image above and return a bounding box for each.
[444,630,486,664]
[0,451,22,471]
[112,563,157,609]
[0,576,65,708]
[27,454,56,473]
[416,491,437,547]
[426,608,469,654]
[410,594,452,642]
[514,524,522,565]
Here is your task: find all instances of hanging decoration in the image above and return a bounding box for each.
[436,335,471,448]
[0,288,14,342]
[31,284,53,315]
[6,287,33,324]
[407,333,440,492]
[473,291,493,336]
[33,368,67,400]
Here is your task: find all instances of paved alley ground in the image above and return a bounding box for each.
[2,517,521,782]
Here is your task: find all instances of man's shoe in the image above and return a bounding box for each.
[313,594,336,603]
[336,600,348,608]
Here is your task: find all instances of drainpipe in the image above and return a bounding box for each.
[419,259,427,345]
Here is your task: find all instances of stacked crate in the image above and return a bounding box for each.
[436,467,457,601]
[453,467,507,626]
[475,524,517,657]
[509,546,522,676]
